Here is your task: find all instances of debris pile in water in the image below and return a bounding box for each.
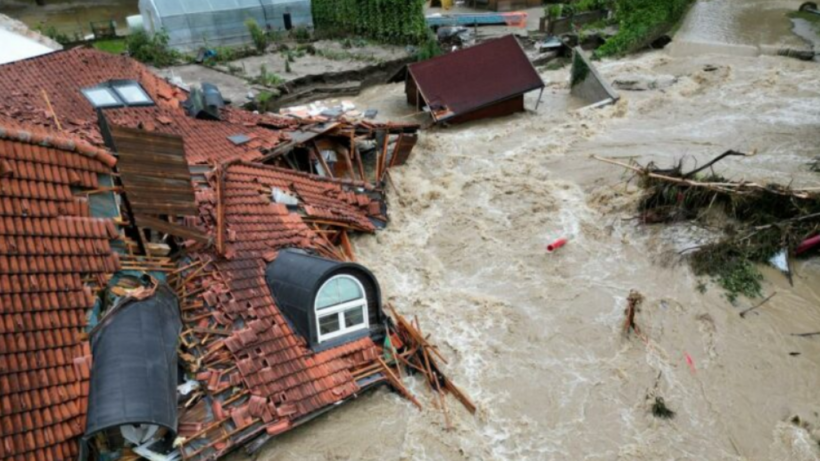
[596,151,820,302]
[623,290,644,338]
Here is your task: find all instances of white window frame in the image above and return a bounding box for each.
[315,275,369,343]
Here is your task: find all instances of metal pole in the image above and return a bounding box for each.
[534,87,545,111]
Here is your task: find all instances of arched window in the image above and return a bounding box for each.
[315,275,369,343]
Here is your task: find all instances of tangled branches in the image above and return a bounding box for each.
[596,151,820,301]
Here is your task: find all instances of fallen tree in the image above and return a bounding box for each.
[595,152,820,301]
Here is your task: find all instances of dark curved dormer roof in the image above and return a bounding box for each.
[81,283,181,459]
[265,249,384,349]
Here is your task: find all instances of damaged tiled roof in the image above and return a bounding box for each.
[177,163,383,459]
[0,47,417,460]
[224,163,378,235]
[0,123,121,461]
[104,106,288,165]
[0,48,288,165]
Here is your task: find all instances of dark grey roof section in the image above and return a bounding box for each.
[82,283,182,448]
[183,82,225,120]
[265,249,384,349]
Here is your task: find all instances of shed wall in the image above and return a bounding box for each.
[446,95,524,124]
[405,74,422,109]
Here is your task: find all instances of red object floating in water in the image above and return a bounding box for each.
[796,234,820,255]
[685,352,696,374]
[546,238,568,253]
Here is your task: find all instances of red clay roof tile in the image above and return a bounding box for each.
[0,47,397,461]
[0,123,119,460]
[0,48,290,166]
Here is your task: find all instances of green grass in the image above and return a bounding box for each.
[93,38,127,54]
[596,0,695,57]
[788,11,820,32]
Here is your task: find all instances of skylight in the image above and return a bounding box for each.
[112,83,153,106]
[82,80,155,109]
[82,88,122,108]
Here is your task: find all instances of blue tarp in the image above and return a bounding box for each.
[426,13,521,27]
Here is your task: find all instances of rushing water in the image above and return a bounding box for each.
[676,0,805,47]
[671,0,816,56]
[237,2,820,461]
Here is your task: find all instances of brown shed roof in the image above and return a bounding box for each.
[408,35,544,122]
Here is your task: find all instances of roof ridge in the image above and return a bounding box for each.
[0,123,117,168]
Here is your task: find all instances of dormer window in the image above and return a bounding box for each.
[315,275,369,343]
[265,249,386,350]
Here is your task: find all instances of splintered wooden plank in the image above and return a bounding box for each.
[111,125,198,217]
[134,214,209,243]
[390,133,418,167]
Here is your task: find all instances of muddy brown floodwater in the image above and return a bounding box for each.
[239,3,820,461]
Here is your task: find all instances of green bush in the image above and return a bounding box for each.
[415,32,442,61]
[253,64,285,87]
[292,26,312,43]
[246,19,269,53]
[255,90,280,112]
[312,0,427,44]
[570,51,590,87]
[546,4,563,18]
[576,0,608,12]
[126,30,180,67]
[596,0,694,57]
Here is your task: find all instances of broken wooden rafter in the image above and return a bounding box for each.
[377,357,423,410]
[134,214,210,244]
[387,304,476,416]
[592,155,819,198]
[416,318,452,429]
[623,290,644,338]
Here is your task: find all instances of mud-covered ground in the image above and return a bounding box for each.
[243,9,820,461]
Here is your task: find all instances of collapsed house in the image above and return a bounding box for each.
[0,48,470,461]
[404,35,545,124]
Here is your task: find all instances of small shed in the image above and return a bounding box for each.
[138,0,313,51]
[405,35,544,125]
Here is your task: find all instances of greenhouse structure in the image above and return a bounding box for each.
[138,0,313,51]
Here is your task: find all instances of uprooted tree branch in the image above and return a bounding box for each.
[595,151,820,302]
